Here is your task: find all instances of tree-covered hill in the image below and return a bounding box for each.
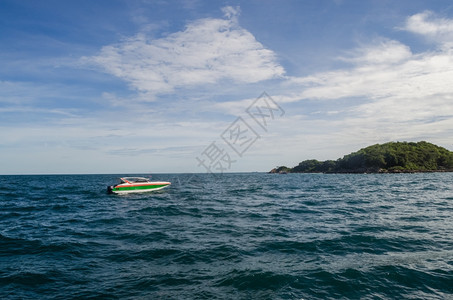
[270,141,453,173]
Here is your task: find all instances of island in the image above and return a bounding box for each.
[270,141,453,174]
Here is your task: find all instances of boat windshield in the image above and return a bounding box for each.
[121,177,150,183]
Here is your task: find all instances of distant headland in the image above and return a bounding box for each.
[270,141,453,174]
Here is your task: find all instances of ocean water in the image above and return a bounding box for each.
[1,173,452,299]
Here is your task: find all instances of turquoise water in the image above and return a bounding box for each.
[1,173,452,299]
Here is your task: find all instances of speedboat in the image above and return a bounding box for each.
[107,177,171,194]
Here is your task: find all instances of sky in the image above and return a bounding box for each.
[1,0,453,174]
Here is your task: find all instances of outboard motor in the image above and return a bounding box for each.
[107,185,114,194]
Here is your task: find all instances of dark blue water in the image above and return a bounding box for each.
[1,173,452,299]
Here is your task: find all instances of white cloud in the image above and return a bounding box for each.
[340,39,412,65]
[86,6,284,96]
[285,12,453,108]
[403,11,453,46]
[287,38,453,103]
[272,13,453,152]
[221,5,240,20]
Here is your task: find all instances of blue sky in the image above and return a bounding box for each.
[1,0,453,174]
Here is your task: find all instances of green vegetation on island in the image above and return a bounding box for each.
[270,141,453,173]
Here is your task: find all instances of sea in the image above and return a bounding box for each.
[1,173,452,299]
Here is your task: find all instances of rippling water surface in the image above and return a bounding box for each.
[1,173,452,299]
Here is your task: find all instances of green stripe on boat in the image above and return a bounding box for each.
[113,184,168,191]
